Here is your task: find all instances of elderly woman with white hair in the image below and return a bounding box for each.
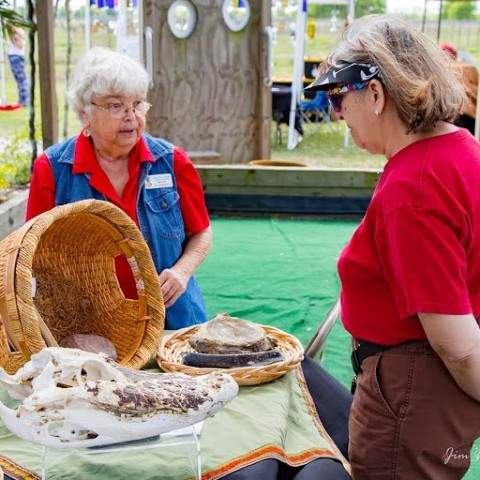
[308,14,480,480]
[26,47,211,330]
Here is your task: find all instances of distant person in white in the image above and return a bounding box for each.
[7,27,28,106]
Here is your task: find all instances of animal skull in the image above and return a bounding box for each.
[0,348,238,448]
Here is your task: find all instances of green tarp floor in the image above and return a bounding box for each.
[197,216,480,479]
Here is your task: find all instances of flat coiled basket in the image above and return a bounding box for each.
[157,325,304,386]
[0,199,165,373]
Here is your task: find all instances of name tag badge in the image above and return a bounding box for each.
[145,174,173,189]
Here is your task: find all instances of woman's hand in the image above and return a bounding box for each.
[419,312,480,402]
[159,226,213,308]
[159,267,189,308]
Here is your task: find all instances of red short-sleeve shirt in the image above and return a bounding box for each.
[26,133,210,299]
[338,129,480,345]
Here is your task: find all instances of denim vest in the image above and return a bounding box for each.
[45,134,208,329]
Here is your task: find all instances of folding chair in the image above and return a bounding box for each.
[300,91,334,132]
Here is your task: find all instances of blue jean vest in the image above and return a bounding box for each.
[45,133,208,329]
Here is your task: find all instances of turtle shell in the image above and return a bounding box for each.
[189,313,275,354]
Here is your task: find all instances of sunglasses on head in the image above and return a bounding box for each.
[326,81,370,113]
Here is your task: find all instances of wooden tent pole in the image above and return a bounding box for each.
[26,0,36,165]
[37,0,59,149]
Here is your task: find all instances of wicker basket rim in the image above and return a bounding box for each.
[157,324,304,385]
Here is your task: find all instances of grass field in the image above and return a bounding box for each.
[271,121,384,168]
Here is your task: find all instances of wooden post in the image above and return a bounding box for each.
[27,0,37,164]
[258,0,272,160]
[37,0,58,149]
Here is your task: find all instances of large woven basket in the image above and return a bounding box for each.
[0,199,165,373]
[157,325,304,386]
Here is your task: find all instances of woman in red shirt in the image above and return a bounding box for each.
[308,15,480,479]
[27,47,211,330]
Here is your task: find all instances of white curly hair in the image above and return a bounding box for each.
[69,47,149,118]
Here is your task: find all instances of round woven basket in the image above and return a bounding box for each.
[0,199,165,374]
[157,325,304,386]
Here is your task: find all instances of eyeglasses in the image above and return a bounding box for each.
[326,81,370,113]
[91,100,151,118]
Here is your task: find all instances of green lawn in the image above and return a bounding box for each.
[271,121,385,168]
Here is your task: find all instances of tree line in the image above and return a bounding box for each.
[308,0,478,20]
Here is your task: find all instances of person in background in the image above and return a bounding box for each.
[7,27,28,107]
[440,41,478,135]
[308,15,480,479]
[26,47,212,330]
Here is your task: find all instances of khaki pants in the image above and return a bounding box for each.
[349,341,480,479]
